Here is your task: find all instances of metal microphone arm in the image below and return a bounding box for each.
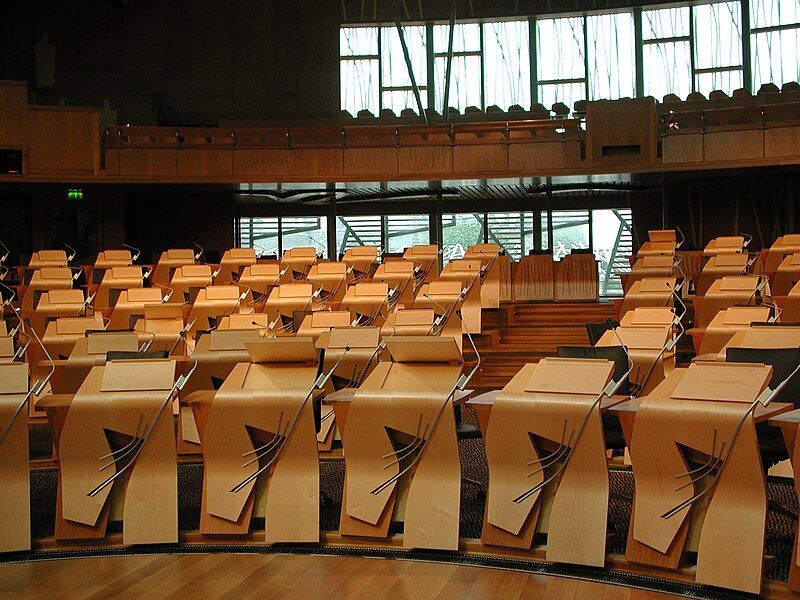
[661,358,800,520]
[230,347,352,493]
[87,358,199,497]
[123,244,141,263]
[64,243,77,263]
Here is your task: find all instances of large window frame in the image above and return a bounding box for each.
[340,1,797,115]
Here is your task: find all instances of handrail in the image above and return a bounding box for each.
[104,117,585,151]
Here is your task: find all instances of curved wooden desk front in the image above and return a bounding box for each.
[338,336,463,551]
[39,359,178,545]
[478,358,616,567]
[0,362,30,552]
[620,363,790,595]
[194,337,321,542]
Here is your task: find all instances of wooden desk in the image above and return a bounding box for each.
[512,254,554,301]
[554,253,598,301]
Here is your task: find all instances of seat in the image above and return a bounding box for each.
[726,346,800,467]
[455,402,484,496]
[557,345,631,450]
[586,320,619,346]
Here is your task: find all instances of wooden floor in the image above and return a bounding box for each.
[0,553,680,599]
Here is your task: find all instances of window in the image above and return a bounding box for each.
[486,212,534,261]
[340,4,800,115]
[239,217,279,257]
[484,20,531,109]
[336,215,382,257]
[281,217,328,258]
[587,13,636,100]
[434,23,482,112]
[551,210,590,260]
[381,26,428,114]
[443,213,484,263]
[336,214,430,257]
[643,7,693,100]
[693,2,744,95]
[340,27,379,115]
[385,214,430,253]
[537,16,587,111]
[592,209,633,297]
[238,216,327,258]
[751,0,800,89]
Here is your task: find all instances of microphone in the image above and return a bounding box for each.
[739,232,753,249]
[230,346,352,494]
[168,319,196,355]
[454,309,480,391]
[138,330,157,352]
[675,226,685,250]
[88,358,199,497]
[0,239,9,264]
[123,243,141,263]
[193,243,204,261]
[64,243,76,263]
[155,284,174,303]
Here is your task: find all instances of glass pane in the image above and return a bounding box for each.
[381,25,428,88]
[382,89,428,114]
[751,0,800,29]
[643,41,692,100]
[752,28,800,88]
[487,212,534,261]
[643,7,690,40]
[434,55,483,112]
[592,209,633,297]
[694,1,743,70]
[433,22,481,52]
[536,17,586,81]
[695,69,744,95]
[551,210,589,260]
[442,213,484,263]
[340,26,378,57]
[539,211,550,250]
[587,13,636,100]
[386,214,430,253]
[336,215,381,257]
[281,216,328,258]
[239,217,279,257]
[484,20,531,110]
[538,82,585,112]
[340,59,379,115]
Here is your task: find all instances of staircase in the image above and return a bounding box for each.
[465,301,618,389]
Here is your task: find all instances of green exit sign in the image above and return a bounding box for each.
[67,188,83,201]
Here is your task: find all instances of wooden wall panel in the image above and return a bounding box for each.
[119,149,178,177]
[176,149,233,177]
[343,147,397,177]
[586,98,658,167]
[662,134,704,164]
[508,141,575,171]
[765,126,800,158]
[398,146,452,176]
[27,107,99,174]
[0,81,28,147]
[453,144,507,173]
[287,149,343,176]
[704,130,764,162]
[232,149,288,178]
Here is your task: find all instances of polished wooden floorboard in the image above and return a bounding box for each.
[0,553,682,599]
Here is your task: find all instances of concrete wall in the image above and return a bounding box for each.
[0,0,340,125]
